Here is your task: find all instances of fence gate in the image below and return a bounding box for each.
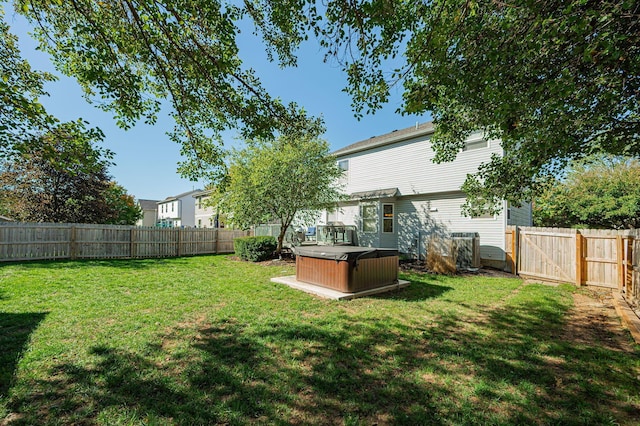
[510,226,633,291]
[517,227,578,284]
[580,231,629,289]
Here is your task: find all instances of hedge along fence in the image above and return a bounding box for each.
[506,226,640,305]
[0,222,251,262]
[233,236,278,262]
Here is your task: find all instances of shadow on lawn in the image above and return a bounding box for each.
[6,291,640,425]
[377,275,452,302]
[0,312,48,398]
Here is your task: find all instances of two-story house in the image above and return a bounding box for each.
[156,189,201,228]
[135,199,159,227]
[192,189,223,228]
[323,121,532,268]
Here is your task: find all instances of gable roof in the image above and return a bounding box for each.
[158,189,203,203]
[333,121,435,157]
[192,189,214,198]
[137,199,159,210]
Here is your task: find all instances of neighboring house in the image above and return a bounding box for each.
[192,189,228,228]
[135,199,159,227]
[322,121,532,268]
[156,190,201,228]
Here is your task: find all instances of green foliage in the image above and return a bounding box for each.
[0,120,111,223]
[10,1,638,205]
[0,6,57,157]
[214,135,345,253]
[246,0,640,213]
[233,236,277,261]
[16,0,324,182]
[534,156,640,229]
[0,120,135,224]
[103,182,143,225]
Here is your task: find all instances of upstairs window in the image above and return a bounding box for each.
[463,140,488,151]
[338,159,349,171]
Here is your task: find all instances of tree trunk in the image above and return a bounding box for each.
[276,229,286,257]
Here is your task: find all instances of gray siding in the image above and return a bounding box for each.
[395,194,506,262]
[137,210,157,227]
[339,133,501,197]
[508,202,533,226]
[327,193,507,262]
[325,128,530,265]
[194,195,216,228]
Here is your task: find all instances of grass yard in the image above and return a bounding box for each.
[1,255,639,425]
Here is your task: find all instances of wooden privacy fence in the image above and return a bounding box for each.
[0,223,250,262]
[506,226,638,303]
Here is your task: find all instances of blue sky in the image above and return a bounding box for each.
[5,8,429,201]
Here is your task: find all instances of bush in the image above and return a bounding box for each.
[233,236,277,262]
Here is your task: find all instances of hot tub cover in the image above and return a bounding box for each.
[293,246,397,262]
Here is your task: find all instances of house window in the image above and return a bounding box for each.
[198,219,202,228]
[361,204,377,233]
[382,204,394,233]
[171,203,174,212]
[472,210,494,219]
[197,197,202,209]
[463,140,489,151]
[338,159,349,171]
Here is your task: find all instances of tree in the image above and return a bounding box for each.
[0,120,117,223]
[1,7,141,225]
[534,157,640,229]
[0,5,57,158]
[213,136,344,254]
[103,182,142,225]
[15,1,639,205]
[302,0,638,214]
[16,0,324,181]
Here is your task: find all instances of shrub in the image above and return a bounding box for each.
[233,236,277,262]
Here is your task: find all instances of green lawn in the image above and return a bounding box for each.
[1,255,639,425]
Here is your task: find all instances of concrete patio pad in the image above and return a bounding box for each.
[270,275,410,300]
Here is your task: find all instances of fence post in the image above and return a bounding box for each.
[214,229,219,254]
[616,235,624,291]
[70,226,77,260]
[627,236,634,299]
[130,228,136,259]
[633,235,639,304]
[511,226,518,275]
[575,232,584,286]
[177,228,182,257]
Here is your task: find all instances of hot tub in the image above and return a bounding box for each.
[293,246,399,293]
